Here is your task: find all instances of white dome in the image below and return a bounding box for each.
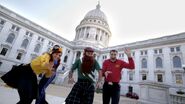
[84,4,107,22]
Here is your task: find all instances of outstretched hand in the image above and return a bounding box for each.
[123,48,131,57]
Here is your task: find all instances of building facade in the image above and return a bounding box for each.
[0,4,184,96]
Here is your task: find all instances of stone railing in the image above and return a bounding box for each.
[170,94,185,104]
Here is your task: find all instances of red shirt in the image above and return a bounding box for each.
[102,58,135,83]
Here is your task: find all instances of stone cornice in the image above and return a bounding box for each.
[102,32,185,52]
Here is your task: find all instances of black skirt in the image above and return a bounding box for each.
[1,64,38,99]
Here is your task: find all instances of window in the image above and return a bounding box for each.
[41,38,44,42]
[154,50,157,54]
[11,25,16,30]
[0,48,8,56]
[141,58,147,68]
[38,37,41,40]
[86,33,89,38]
[154,49,163,54]
[21,39,29,49]
[119,54,121,57]
[0,61,2,67]
[141,51,143,55]
[16,27,20,32]
[170,47,174,52]
[132,52,135,57]
[0,19,5,25]
[38,37,44,42]
[173,56,182,68]
[29,33,33,37]
[141,50,147,55]
[157,74,163,82]
[119,53,124,58]
[103,55,107,60]
[159,49,162,53]
[76,51,81,59]
[26,31,29,35]
[11,25,20,32]
[176,47,180,52]
[156,57,163,68]
[6,33,15,44]
[25,31,33,37]
[95,34,98,40]
[170,46,181,52]
[34,44,41,53]
[129,73,134,81]
[48,41,54,46]
[142,74,147,80]
[16,53,22,60]
[175,74,183,84]
[64,56,68,63]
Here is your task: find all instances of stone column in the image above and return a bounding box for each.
[83,27,87,39]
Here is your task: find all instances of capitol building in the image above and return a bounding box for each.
[0,3,185,103]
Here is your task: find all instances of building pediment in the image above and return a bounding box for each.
[139,69,149,73]
[171,69,184,73]
[154,69,165,73]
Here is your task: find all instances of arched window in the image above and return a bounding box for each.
[6,33,15,44]
[21,39,29,49]
[156,57,163,68]
[63,55,68,63]
[141,58,147,68]
[173,56,182,68]
[34,44,41,53]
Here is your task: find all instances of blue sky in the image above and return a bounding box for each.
[1,0,185,46]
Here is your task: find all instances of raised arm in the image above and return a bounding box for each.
[122,48,135,69]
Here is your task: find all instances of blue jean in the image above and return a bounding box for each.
[35,74,56,104]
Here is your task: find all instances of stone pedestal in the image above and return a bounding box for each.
[139,81,170,104]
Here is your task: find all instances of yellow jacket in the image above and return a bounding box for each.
[30,53,52,78]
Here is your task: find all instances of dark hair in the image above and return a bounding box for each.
[110,50,118,53]
[48,53,61,72]
[84,47,94,52]
[52,45,60,51]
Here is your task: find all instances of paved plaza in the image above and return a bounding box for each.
[0,80,139,104]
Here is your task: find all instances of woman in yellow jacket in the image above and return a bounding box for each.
[1,45,62,104]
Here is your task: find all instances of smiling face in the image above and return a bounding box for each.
[110,50,118,60]
[52,52,62,60]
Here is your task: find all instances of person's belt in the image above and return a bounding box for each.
[105,81,119,85]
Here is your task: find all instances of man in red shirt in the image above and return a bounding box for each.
[102,48,135,104]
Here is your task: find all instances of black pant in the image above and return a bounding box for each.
[16,65,38,104]
[103,82,120,104]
